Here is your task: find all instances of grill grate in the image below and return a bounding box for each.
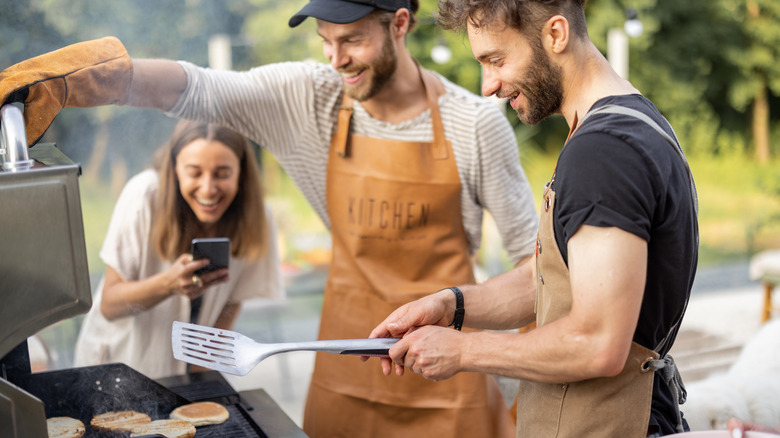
[168,379,240,405]
[11,364,275,437]
[188,405,267,438]
[166,380,266,437]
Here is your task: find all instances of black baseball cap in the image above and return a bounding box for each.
[289,0,411,28]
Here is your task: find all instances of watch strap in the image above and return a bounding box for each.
[448,286,464,331]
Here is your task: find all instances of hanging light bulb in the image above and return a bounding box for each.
[624,8,643,38]
[431,40,452,64]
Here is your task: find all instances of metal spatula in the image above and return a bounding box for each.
[172,321,399,376]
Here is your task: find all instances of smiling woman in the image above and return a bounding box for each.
[73,120,284,379]
[174,138,240,228]
[152,121,266,261]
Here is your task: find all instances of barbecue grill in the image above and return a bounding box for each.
[0,104,307,437]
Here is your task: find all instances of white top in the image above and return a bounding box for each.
[167,61,538,264]
[74,169,284,378]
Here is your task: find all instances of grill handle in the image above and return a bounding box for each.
[1,104,33,172]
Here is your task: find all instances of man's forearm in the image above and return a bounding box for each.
[459,256,536,330]
[126,59,187,111]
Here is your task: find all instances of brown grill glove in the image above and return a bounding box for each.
[0,36,133,146]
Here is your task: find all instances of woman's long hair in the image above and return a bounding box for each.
[151,120,267,261]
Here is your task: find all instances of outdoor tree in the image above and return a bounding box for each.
[719,0,780,163]
[2,0,778,169]
[4,0,250,190]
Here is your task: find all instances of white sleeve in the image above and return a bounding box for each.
[98,170,157,281]
[166,61,340,160]
[473,104,539,263]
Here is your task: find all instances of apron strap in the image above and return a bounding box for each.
[419,69,449,160]
[644,355,688,433]
[579,104,698,217]
[330,63,448,160]
[332,101,354,158]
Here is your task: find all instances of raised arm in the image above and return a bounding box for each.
[126,59,187,111]
[0,37,187,145]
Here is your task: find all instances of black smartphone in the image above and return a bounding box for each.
[192,237,230,276]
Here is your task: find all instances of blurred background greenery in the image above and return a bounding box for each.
[2,0,779,279]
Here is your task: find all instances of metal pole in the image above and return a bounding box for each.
[208,34,232,70]
[607,28,629,80]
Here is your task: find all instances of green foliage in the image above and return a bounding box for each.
[1,1,252,182]
[720,0,780,108]
[243,0,325,64]
[587,0,779,158]
[407,0,483,94]
[0,2,65,64]
[23,0,244,61]
[5,1,778,162]
[3,0,780,269]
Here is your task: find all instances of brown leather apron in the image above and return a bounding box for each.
[302,70,514,438]
[516,180,658,438]
[516,109,692,437]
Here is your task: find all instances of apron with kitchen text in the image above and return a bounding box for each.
[302,69,514,438]
[517,108,691,437]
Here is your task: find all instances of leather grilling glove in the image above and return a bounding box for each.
[0,37,133,146]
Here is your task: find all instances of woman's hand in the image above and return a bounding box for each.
[100,254,229,321]
[167,254,229,300]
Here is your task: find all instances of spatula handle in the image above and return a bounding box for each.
[288,338,399,355]
[339,348,392,357]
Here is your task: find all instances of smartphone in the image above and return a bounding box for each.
[192,238,230,276]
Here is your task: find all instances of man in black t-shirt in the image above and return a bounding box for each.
[369,1,698,437]
[553,95,698,434]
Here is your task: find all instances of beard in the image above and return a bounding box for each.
[341,30,397,102]
[509,42,564,126]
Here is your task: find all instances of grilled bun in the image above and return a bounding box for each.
[129,419,196,438]
[90,410,151,432]
[46,416,85,438]
[170,401,229,426]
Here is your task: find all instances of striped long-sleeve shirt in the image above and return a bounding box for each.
[167,60,538,264]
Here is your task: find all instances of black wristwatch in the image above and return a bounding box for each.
[447,286,464,331]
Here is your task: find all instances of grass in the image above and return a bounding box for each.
[78,177,119,274]
[519,149,780,267]
[688,154,780,265]
[77,151,780,279]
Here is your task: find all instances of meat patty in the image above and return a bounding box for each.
[170,401,229,426]
[90,410,151,433]
[129,419,196,438]
[46,416,85,438]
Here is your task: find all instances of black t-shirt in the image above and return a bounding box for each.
[550,94,698,434]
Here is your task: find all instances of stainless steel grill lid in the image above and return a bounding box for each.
[0,104,92,358]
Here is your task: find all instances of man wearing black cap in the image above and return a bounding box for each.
[0,0,538,436]
[288,0,411,27]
